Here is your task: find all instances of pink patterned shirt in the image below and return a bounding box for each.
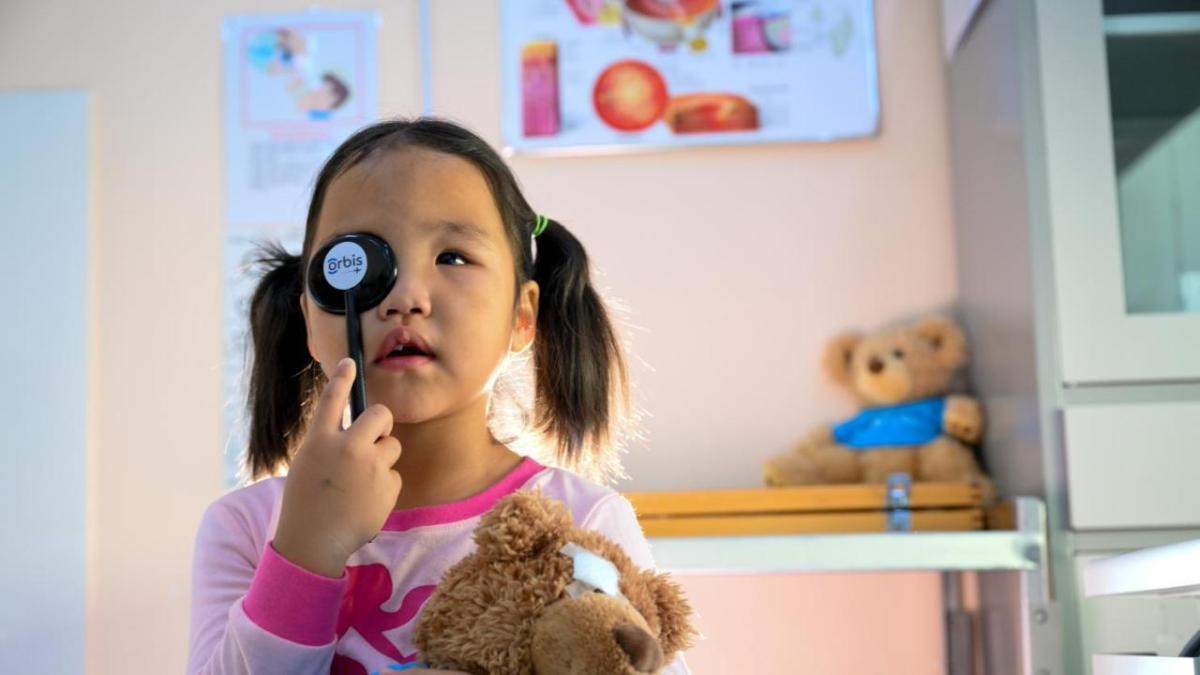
[187,457,691,674]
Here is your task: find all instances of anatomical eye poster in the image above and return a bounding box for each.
[222,10,379,227]
[500,0,879,154]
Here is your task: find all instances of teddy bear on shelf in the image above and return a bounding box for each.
[412,490,696,675]
[763,315,996,503]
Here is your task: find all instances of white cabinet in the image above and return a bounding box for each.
[1064,401,1200,529]
[1031,0,1200,530]
[1040,1,1200,384]
[947,0,1200,671]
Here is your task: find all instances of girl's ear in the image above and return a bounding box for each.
[298,293,318,363]
[510,279,540,355]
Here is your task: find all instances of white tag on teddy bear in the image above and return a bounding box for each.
[560,542,622,597]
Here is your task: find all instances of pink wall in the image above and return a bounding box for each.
[677,572,947,673]
[0,0,957,672]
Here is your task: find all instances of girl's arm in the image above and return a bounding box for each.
[581,493,695,675]
[187,498,347,674]
[189,359,404,673]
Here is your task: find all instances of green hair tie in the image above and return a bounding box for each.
[532,214,549,238]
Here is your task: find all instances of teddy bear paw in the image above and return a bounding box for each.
[943,397,983,444]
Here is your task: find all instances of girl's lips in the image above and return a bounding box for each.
[374,353,435,371]
[375,326,435,362]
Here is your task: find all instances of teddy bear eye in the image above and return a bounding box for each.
[893,349,905,359]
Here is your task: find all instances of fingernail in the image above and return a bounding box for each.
[338,357,353,374]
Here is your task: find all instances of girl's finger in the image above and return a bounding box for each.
[347,403,395,445]
[312,357,356,431]
[376,436,402,465]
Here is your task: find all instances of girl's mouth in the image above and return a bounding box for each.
[375,348,436,371]
[374,327,436,366]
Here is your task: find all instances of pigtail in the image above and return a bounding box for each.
[528,218,631,480]
[244,241,324,481]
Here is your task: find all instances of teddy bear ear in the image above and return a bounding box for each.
[822,332,862,385]
[642,571,697,659]
[473,490,572,560]
[914,316,968,369]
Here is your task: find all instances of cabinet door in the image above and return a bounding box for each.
[1038,0,1200,383]
[1065,401,1200,529]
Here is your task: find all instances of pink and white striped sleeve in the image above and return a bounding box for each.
[187,498,348,674]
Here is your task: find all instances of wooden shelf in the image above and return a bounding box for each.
[626,480,987,537]
[627,482,982,516]
[643,496,1046,576]
[638,508,983,537]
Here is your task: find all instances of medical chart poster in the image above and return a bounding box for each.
[223,10,379,228]
[501,0,879,154]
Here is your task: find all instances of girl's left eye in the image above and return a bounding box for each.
[437,251,469,266]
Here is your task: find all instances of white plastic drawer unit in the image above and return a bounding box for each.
[1094,655,1200,674]
[1087,539,1200,672]
[1064,401,1200,530]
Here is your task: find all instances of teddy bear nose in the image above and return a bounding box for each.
[868,356,885,374]
[613,623,664,672]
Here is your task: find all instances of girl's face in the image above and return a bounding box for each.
[300,146,539,425]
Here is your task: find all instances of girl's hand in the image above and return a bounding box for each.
[273,358,403,577]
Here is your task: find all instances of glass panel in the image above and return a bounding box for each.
[1104,1,1200,313]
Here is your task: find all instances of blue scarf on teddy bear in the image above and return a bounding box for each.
[832,397,947,449]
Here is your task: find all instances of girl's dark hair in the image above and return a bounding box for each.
[243,118,631,482]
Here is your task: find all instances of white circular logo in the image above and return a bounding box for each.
[323,241,368,290]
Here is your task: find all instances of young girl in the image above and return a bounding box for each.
[188,118,692,675]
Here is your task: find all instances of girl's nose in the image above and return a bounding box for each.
[376,268,431,318]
